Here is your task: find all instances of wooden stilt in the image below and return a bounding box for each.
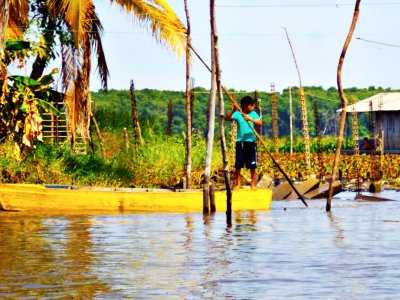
[209,183,216,213]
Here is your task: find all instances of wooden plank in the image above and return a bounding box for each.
[272,181,292,200]
[304,182,342,199]
[354,194,394,202]
[286,177,320,200]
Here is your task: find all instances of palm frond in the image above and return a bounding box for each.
[61,44,75,93]
[112,0,187,56]
[48,0,93,47]
[87,10,109,91]
[6,0,29,40]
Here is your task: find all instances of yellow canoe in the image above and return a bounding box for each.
[0,184,272,213]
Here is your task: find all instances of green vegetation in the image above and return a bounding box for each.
[1,86,400,189]
[91,85,398,140]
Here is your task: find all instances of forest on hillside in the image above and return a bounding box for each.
[91,86,398,140]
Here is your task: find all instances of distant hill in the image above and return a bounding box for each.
[91,86,398,139]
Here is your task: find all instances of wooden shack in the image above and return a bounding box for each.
[339,92,400,153]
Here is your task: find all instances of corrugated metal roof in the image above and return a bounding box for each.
[337,92,400,113]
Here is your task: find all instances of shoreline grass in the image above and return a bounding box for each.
[1,132,399,189]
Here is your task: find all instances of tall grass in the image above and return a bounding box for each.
[1,131,400,188]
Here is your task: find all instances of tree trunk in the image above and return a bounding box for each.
[0,0,10,84]
[211,0,231,217]
[30,12,56,80]
[184,0,192,189]
[327,0,361,212]
[167,100,173,136]
[130,79,143,148]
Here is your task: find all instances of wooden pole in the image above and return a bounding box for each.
[90,112,105,158]
[167,100,173,136]
[283,28,311,175]
[314,100,324,180]
[202,1,217,214]
[211,0,231,216]
[270,83,279,153]
[209,182,216,212]
[130,79,143,148]
[184,0,192,189]
[327,0,361,212]
[289,86,293,156]
[123,128,130,149]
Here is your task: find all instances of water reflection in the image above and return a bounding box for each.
[0,214,114,298]
[327,211,345,243]
[1,196,400,298]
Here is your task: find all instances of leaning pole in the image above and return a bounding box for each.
[327,0,361,212]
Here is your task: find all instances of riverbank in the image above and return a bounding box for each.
[1,140,399,190]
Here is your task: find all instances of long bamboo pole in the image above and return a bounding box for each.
[283,27,311,176]
[327,0,361,212]
[189,45,308,207]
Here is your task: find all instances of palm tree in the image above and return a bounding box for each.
[1,0,186,147]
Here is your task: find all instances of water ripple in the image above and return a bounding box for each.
[1,192,400,298]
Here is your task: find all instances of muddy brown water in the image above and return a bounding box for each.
[1,190,399,299]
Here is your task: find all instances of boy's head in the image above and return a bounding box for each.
[240,95,255,111]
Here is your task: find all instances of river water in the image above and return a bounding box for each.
[1,190,400,299]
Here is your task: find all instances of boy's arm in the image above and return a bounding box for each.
[244,112,262,126]
[225,106,238,121]
[250,117,262,127]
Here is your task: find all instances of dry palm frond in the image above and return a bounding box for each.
[5,0,29,40]
[48,0,93,47]
[87,10,109,91]
[44,0,104,144]
[62,2,97,145]
[112,0,187,56]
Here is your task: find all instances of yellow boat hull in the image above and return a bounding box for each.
[0,184,272,213]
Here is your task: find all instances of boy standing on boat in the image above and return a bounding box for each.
[225,95,262,190]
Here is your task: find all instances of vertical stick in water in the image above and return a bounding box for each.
[327,0,361,212]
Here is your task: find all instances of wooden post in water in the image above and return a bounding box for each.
[327,0,361,212]
[202,0,218,214]
[211,0,232,219]
[184,0,192,189]
[209,183,216,212]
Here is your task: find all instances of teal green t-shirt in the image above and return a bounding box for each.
[231,110,260,142]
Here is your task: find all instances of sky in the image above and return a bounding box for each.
[89,0,400,93]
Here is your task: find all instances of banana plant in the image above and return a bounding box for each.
[1,39,60,150]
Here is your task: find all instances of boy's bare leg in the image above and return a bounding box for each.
[234,168,241,190]
[250,169,257,190]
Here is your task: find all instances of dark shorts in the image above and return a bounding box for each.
[235,141,257,169]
